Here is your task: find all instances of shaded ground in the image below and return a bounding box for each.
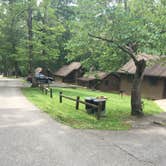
[0,78,166,166]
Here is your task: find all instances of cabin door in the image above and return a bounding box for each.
[163,80,166,98]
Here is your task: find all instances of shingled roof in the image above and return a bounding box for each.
[55,62,81,77]
[118,53,166,78]
[78,72,109,81]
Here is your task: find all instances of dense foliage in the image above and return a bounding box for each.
[0,0,165,76]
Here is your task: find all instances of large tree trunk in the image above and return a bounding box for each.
[27,4,33,75]
[131,59,146,116]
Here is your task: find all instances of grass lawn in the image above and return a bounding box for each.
[22,87,163,130]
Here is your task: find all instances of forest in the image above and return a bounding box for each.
[0,0,165,77]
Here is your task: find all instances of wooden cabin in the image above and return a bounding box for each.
[117,54,166,99]
[96,73,120,92]
[54,62,83,83]
[77,72,120,92]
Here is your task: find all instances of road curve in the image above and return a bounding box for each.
[0,78,166,166]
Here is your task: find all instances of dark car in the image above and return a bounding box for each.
[36,73,54,83]
[27,73,53,84]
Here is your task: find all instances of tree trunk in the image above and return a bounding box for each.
[27,2,37,87]
[131,59,146,116]
[27,4,33,75]
[3,55,8,77]
[124,0,128,11]
[41,4,49,68]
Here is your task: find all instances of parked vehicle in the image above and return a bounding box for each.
[35,72,53,83]
[27,68,54,84]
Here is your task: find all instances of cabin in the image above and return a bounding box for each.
[77,72,120,92]
[117,54,166,99]
[96,73,120,92]
[54,62,83,83]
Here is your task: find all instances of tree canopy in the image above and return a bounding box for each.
[0,0,165,75]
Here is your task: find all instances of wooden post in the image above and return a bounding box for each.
[60,92,62,103]
[42,86,44,93]
[97,102,102,120]
[50,88,53,98]
[45,88,48,95]
[76,96,80,110]
[120,90,124,98]
[121,92,123,99]
[39,84,41,90]
[39,83,42,90]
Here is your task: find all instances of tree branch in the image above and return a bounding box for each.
[160,30,166,34]
[88,33,114,43]
[88,33,138,64]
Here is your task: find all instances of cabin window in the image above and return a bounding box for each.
[148,77,158,86]
[105,80,109,86]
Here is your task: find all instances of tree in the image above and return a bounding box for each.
[66,0,166,116]
[27,0,33,75]
[0,0,69,76]
[0,0,25,76]
[66,0,128,71]
[50,0,76,68]
[33,0,65,70]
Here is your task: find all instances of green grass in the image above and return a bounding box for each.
[22,87,163,130]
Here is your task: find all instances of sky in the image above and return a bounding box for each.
[37,0,42,6]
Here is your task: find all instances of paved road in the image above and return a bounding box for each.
[0,78,166,166]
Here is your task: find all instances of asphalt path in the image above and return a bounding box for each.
[0,78,166,166]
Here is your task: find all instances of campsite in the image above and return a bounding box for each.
[0,0,166,166]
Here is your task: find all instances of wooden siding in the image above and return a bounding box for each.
[120,75,165,99]
[97,75,120,92]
